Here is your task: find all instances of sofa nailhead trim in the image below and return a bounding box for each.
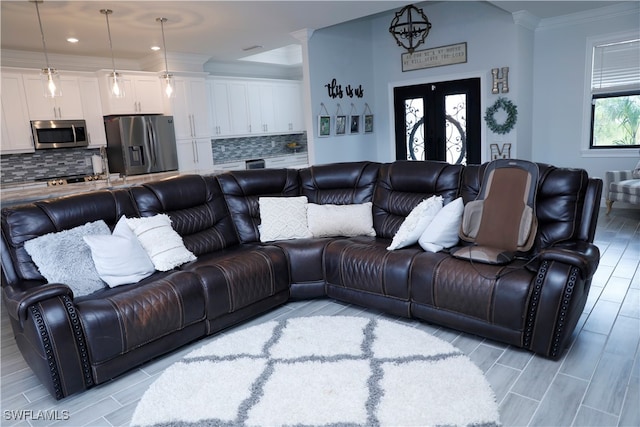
[31,305,64,400]
[61,295,94,388]
[523,261,548,348]
[551,268,578,358]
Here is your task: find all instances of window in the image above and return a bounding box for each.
[589,38,640,149]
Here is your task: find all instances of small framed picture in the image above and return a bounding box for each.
[364,115,374,133]
[318,115,331,137]
[335,115,347,135]
[349,115,360,134]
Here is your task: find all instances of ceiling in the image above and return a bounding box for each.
[0,1,630,69]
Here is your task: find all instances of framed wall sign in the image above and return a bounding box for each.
[364,115,374,133]
[318,115,331,137]
[402,42,467,72]
[336,115,347,135]
[349,115,360,134]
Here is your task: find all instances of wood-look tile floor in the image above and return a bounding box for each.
[1,208,638,427]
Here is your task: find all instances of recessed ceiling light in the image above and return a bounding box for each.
[151,46,161,51]
[67,37,79,43]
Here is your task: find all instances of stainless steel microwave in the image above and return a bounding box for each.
[31,119,89,150]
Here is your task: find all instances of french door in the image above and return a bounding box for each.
[394,78,481,165]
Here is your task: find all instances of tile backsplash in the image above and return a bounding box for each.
[212,133,307,163]
[1,148,99,184]
[1,132,308,184]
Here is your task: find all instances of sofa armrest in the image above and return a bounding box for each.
[535,242,600,281]
[2,282,72,327]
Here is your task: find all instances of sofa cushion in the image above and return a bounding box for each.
[1,189,137,283]
[387,195,443,250]
[299,162,380,205]
[130,175,239,256]
[125,214,196,271]
[24,220,110,296]
[307,203,376,237]
[258,196,312,242]
[373,161,463,239]
[324,236,420,303]
[183,245,290,319]
[217,169,300,243]
[83,216,156,287]
[609,179,640,196]
[418,197,464,252]
[75,270,206,364]
[462,163,592,251]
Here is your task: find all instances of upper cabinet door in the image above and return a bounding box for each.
[209,80,232,137]
[133,75,164,114]
[98,72,163,115]
[1,72,34,154]
[23,74,84,120]
[170,76,213,140]
[78,77,107,148]
[275,82,304,132]
[227,81,251,135]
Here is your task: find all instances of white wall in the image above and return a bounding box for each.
[368,1,527,163]
[306,0,640,177]
[531,3,640,181]
[307,18,377,165]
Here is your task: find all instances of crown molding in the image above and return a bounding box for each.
[0,49,140,72]
[537,2,640,30]
[512,11,540,31]
[139,51,212,73]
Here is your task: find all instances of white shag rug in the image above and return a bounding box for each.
[131,316,501,427]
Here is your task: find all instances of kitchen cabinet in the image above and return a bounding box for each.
[275,82,304,132]
[167,76,212,140]
[78,77,107,148]
[227,81,251,135]
[209,78,304,137]
[247,82,276,133]
[176,137,214,173]
[98,71,163,115]
[209,80,232,136]
[23,73,84,120]
[1,71,34,154]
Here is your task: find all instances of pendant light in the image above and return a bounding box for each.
[156,17,174,98]
[32,0,61,97]
[100,9,125,98]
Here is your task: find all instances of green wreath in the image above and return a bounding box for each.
[484,97,518,135]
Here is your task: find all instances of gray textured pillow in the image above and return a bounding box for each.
[633,160,640,179]
[24,220,110,297]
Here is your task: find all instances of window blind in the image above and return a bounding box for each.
[591,39,640,93]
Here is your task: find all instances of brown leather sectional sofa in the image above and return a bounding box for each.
[1,160,603,399]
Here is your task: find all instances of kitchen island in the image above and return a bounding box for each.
[0,171,179,207]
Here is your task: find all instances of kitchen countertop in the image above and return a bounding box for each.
[1,152,310,207]
[0,171,180,207]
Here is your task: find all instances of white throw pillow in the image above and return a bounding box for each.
[125,214,196,271]
[387,195,443,250]
[83,217,156,287]
[307,202,376,238]
[418,197,465,253]
[24,220,110,297]
[259,196,313,242]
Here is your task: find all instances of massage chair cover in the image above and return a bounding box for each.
[453,159,539,264]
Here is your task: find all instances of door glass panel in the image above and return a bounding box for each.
[445,93,467,165]
[405,98,425,160]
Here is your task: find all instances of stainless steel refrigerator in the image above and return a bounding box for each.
[104,115,179,176]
